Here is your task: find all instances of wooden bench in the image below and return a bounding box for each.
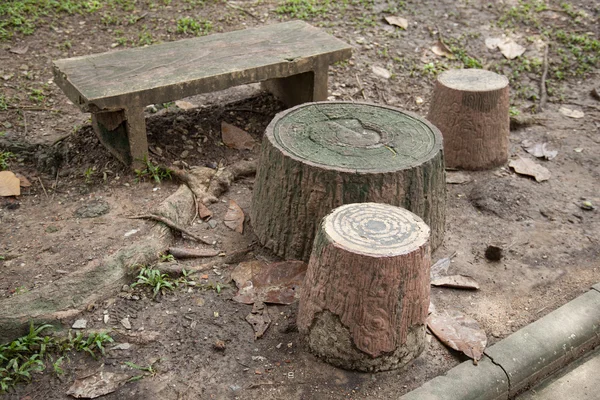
[52,21,352,166]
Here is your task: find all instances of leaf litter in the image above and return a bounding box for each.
[223,199,244,233]
[221,121,256,150]
[509,156,551,182]
[231,260,307,305]
[521,140,558,160]
[427,309,487,363]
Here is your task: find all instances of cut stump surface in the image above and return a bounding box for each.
[297,203,431,372]
[251,101,445,261]
[427,69,510,170]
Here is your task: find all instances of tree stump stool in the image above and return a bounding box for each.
[297,203,431,372]
[427,69,510,170]
[251,101,445,261]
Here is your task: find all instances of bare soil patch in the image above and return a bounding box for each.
[1,0,599,398]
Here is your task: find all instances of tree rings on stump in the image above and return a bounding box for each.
[297,203,431,372]
[251,101,445,261]
[427,69,510,170]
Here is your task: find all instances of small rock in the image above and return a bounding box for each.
[213,340,226,351]
[581,201,595,211]
[180,150,189,159]
[72,319,87,329]
[208,220,218,229]
[372,65,392,79]
[103,315,109,324]
[112,343,132,350]
[120,317,132,330]
[122,284,132,292]
[74,199,110,218]
[229,384,241,392]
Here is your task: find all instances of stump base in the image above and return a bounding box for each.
[307,311,426,372]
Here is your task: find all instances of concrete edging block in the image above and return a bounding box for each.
[484,289,600,397]
[398,356,508,400]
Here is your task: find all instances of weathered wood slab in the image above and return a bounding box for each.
[53,20,351,112]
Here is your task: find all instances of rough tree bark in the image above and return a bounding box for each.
[297,203,431,372]
[427,69,510,170]
[251,101,445,261]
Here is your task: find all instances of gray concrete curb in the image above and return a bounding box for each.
[400,285,600,400]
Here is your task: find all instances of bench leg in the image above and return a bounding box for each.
[262,66,328,107]
[91,107,148,168]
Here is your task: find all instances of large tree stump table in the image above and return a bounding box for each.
[427,69,510,170]
[297,203,431,372]
[251,101,445,261]
[52,21,351,166]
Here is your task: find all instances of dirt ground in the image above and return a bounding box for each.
[1,0,599,398]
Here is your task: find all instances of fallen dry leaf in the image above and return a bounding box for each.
[198,202,213,219]
[175,100,196,110]
[0,171,21,197]
[232,260,307,305]
[14,172,32,187]
[521,140,558,160]
[431,40,454,59]
[384,15,408,30]
[9,44,29,55]
[372,65,391,79]
[509,156,551,182]
[223,199,244,233]
[431,275,480,290]
[221,121,256,151]
[498,39,526,59]
[427,309,487,362]
[559,106,584,119]
[66,371,130,398]
[446,171,471,184]
[430,252,456,279]
[485,37,504,50]
[245,301,271,340]
[486,37,525,59]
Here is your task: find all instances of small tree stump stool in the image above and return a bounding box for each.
[427,69,510,170]
[251,101,445,261]
[297,203,431,372]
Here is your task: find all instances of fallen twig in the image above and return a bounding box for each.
[226,2,260,20]
[37,177,48,198]
[539,43,549,112]
[129,214,214,245]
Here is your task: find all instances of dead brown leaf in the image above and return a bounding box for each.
[430,252,456,279]
[198,202,213,219]
[14,172,32,187]
[0,171,21,197]
[232,260,307,305]
[431,275,480,290]
[431,40,454,59]
[245,301,271,340]
[521,140,558,160]
[9,44,29,55]
[509,157,551,182]
[66,371,130,398]
[427,309,487,362]
[223,199,244,233]
[384,15,408,30]
[175,100,197,110]
[221,121,256,150]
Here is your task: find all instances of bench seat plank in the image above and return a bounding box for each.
[53,20,351,112]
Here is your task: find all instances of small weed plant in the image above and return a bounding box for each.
[131,266,177,298]
[134,156,172,184]
[0,152,15,171]
[176,17,212,36]
[0,323,114,393]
